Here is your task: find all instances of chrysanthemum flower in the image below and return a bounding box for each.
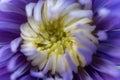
[0,0,120,80]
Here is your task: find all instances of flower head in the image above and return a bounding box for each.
[21,0,97,75]
[0,0,120,80]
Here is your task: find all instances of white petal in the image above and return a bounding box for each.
[51,0,65,12]
[78,0,92,9]
[69,10,93,19]
[57,55,67,73]
[43,57,52,74]
[34,1,43,22]
[51,53,57,74]
[83,31,98,44]
[38,52,47,69]
[64,18,92,32]
[28,18,40,33]
[21,45,38,56]
[20,23,37,37]
[25,3,36,17]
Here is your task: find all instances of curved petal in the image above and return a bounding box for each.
[79,69,93,80]
[91,57,120,78]
[0,45,14,62]
[0,0,38,44]
[92,0,120,30]
[0,31,19,44]
[0,67,11,80]
[98,43,120,59]
[19,74,37,80]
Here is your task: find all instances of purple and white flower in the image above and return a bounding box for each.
[0,0,120,80]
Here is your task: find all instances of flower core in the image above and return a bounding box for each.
[20,0,98,75]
